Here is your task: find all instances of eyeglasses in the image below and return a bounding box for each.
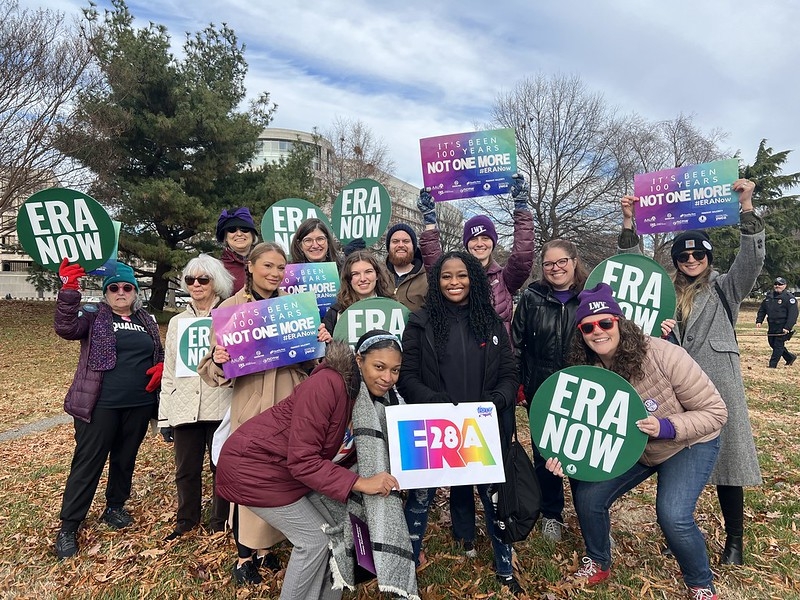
[301,235,328,247]
[577,317,619,335]
[107,283,135,293]
[542,257,573,270]
[774,282,786,286]
[676,250,708,263]
[184,275,211,286]
[225,226,251,235]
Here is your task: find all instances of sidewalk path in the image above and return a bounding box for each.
[0,413,71,443]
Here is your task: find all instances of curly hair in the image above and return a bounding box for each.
[336,250,396,310]
[538,239,588,292]
[290,218,341,266]
[244,242,287,300]
[672,266,711,326]
[567,316,648,383]
[425,251,500,354]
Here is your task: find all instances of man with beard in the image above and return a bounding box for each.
[385,223,428,311]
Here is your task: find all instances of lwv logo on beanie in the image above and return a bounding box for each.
[589,301,610,314]
[470,225,487,237]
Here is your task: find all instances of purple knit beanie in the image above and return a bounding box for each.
[463,215,498,248]
[575,283,624,324]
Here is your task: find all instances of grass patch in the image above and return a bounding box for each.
[0,304,799,598]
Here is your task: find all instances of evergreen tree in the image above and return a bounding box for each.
[55,0,307,309]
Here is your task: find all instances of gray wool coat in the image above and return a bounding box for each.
[619,218,765,486]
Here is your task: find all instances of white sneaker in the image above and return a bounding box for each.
[541,517,562,542]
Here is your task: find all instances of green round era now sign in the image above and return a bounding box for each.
[530,366,648,482]
[330,178,392,246]
[332,297,409,348]
[585,254,676,337]
[16,188,116,272]
[176,318,213,377]
[261,198,333,256]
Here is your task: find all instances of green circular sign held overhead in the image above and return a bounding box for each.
[16,188,116,272]
[330,178,392,246]
[530,366,648,482]
[261,198,333,256]
[585,254,676,337]
[332,297,410,348]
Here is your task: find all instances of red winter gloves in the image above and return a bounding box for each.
[145,362,164,393]
[59,258,86,291]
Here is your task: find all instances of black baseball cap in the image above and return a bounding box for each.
[774,277,787,285]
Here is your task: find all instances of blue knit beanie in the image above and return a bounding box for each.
[103,263,139,293]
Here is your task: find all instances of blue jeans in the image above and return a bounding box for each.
[570,438,719,588]
[404,485,513,577]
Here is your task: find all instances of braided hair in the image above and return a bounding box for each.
[425,251,500,354]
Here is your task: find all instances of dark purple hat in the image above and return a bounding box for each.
[670,230,713,268]
[463,215,498,248]
[575,283,624,324]
[216,207,258,242]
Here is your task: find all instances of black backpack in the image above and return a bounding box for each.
[490,427,541,544]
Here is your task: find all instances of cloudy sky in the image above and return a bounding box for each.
[23,0,800,187]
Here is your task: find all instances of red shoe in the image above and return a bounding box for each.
[688,586,718,600]
[572,556,610,585]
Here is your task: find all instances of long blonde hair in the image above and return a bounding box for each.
[672,266,711,325]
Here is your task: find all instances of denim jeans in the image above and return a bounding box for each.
[570,438,720,588]
[404,485,513,577]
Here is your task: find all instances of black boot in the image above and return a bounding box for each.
[720,534,743,565]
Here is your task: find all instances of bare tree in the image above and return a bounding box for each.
[0,1,94,233]
[319,117,396,203]
[484,73,625,266]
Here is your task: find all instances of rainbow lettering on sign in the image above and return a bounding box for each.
[396,417,496,470]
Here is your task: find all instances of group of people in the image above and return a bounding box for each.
[50,176,772,600]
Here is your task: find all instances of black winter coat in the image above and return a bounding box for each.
[397,308,518,446]
[511,281,579,403]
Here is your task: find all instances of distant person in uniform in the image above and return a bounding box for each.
[756,277,797,367]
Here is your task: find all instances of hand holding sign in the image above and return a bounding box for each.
[58,258,86,291]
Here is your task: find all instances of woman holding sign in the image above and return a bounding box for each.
[159,254,235,541]
[318,250,395,343]
[215,332,417,600]
[511,239,589,541]
[198,242,308,585]
[417,175,534,335]
[547,283,727,599]
[398,251,523,596]
[53,261,164,560]
[620,179,764,565]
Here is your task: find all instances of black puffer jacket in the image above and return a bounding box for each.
[511,281,580,404]
[398,308,518,445]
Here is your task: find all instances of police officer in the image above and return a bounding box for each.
[756,277,798,367]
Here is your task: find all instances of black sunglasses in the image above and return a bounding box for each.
[676,250,708,263]
[107,283,135,293]
[577,317,619,335]
[184,275,211,286]
[225,226,251,234]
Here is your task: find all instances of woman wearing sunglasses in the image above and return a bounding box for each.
[216,207,260,292]
[511,239,588,542]
[198,242,309,585]
[53,261,164,560]
[546,283,727,600]
[158,254,235,541]
[619,178,764,565]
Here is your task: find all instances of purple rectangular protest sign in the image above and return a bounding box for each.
[420,128,517,201]
[349,514,376,574]
[280,261,340,321]
[211,291,324,378]
[633,159,740,234]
